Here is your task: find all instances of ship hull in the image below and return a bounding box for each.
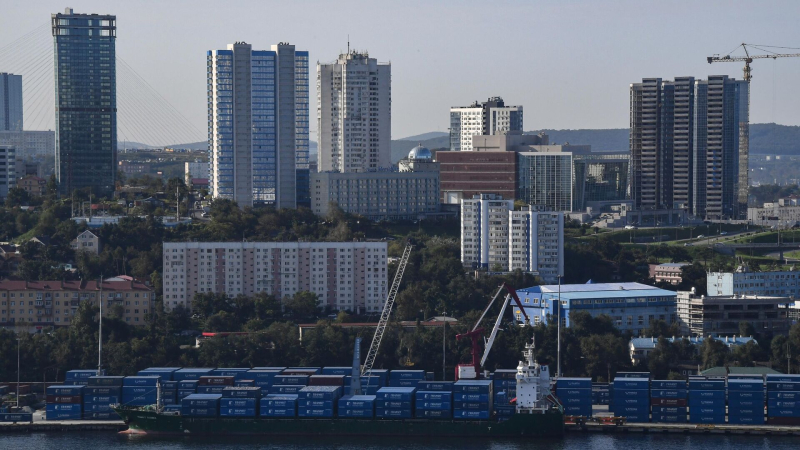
[115,408,564,438]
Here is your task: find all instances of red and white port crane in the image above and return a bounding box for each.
[455,283,531,380]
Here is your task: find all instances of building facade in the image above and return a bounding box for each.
[747,197,800,227]
[0,279,154,332]
[312,146,439,221]
[515,282,677,334]
[208,42,308,209]
[629,76,748,219]
[0,145,15,199]
[460,194,563,283]
[71,230,100,255]
[649,262,689,285]
[707,266,800,299]
[17,175,46,197]
[677,290,790,337]
[317,51,391,173]
[449,97,523,151]
[184,161,209,185]
[517,152,573,212]
[0,73,23,131]
[438,151,517,205]
[0,130,55,159]
[52,8,117,196]
[162,241,388,313]
[629,336,755,365]
[573,152,629,211]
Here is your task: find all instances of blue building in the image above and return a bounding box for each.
[207,42,308,209]
[52,8,117,196]
[514,282,677,335]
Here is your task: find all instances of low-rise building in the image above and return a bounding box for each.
[162,241,388,314]
[118,160,151,176]
[677,290,791,337]
[71,230,100,255]
[311,148,440,221]
[0,279,155,332]
[515,282,678,335]
[16,175,46,197]
[0,130,55,159]
[707,264,800,299]
[649,262,689,285]
[748,197,800,227]
[629,335,757,365]
[185,161,209,185]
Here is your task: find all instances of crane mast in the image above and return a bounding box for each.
[360,242,413,380]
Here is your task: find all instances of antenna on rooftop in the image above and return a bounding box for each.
[347,35,350,54]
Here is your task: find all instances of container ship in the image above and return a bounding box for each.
[112,340,564,437]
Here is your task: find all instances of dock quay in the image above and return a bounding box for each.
[565,422,800,436]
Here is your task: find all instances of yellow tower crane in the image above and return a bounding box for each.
[707,43,800,81]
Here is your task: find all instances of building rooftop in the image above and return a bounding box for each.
[519,282,676,300]
[700,366,781,376]
[655,262,689,268]
[0,279,153,292]
[630,335,756,351]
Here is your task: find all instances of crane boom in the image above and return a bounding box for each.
[707,43,800,81]
[361,242,412,378]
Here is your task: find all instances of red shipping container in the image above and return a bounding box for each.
[46,395,82,404]
[309,375,345,387]
[651,398,687,407]
[17,385,31,395]
[197,376,235,386]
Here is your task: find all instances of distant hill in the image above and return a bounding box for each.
[398,131,449,141]
[748,123,800,154]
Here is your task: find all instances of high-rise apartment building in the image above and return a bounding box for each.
[0,145,15,199]
[630,76,747,219]
[208,42,308,208]
[517,152,573,212]
[162,242,388,313]
[52,8,117,196]
[693,76,748,219]
[460,194,563,283]
[317,51,391,173]
[449,97,523,151]
[0,73,22,131]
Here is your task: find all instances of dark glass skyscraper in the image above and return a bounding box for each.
[52,8,117,196]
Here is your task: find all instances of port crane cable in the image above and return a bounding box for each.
[360,243,412,381]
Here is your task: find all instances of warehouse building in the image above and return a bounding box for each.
[677,289,791,337]
[514,282,677,335]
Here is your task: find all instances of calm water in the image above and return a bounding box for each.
[0,433,794,450]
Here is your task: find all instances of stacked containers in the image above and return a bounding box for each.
[172,368,213,382]
[376,387,415,418]
[181,393,221,417]
[321,367,352,376]
[650,380,687,423]
[556,378,592,417]
[84,376,124,420]
[46,385,83,420]
[389,370,425,387]
[492,370,516,417]
[283,368,320,376]
[246,370,281,391]
[728,378,765,425]
[592,383,611,406]
[197,376,235,394]
[219,386,261,417]
[137,367,179,379]
[271,374,309,395]
[122,376,160,407]
[260,394,298,417]
[309,375,345,387]
[338,394,377,417]
[611,377,649,423]
[138,368,178,405]
[453,380,493,419]
[65,370,98,386]
[298,385,342,417]
[211,368,250,378]
[688,378,725,424]
[160,380,178,405]
[415,382,453,419]
[766,374,800,425]
[178,380,199,400]
[343,376,383,395]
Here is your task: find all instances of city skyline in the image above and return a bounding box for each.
[0,1,799,142]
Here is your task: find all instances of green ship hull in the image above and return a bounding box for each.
[114,408,564,438]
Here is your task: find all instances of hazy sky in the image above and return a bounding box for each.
[3,0,800,142]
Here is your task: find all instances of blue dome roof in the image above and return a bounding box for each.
[408,145,432,160]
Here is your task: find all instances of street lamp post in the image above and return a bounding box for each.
[442,311,447,381]
[16,336,21,407]
[557,275,562,378]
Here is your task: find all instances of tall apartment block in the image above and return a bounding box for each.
[449,97,523,151]
[208,42,308,208]
[317,51,391,173]
[693,76,748,219]
[460,194,563,283]
[0,145,15,199]
[52,8,117,196]
[0,73,22,131]
[162,242,388,313]
[630,76,748,219]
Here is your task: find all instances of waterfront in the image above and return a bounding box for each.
[0,433,796,450]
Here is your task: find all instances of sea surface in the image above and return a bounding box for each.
[0,433,795,450]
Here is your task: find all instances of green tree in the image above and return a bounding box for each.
[285,291,320,321]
